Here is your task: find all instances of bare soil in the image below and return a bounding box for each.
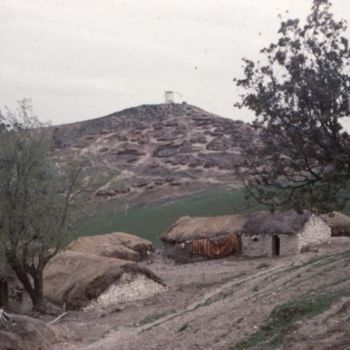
[50,237,350,350]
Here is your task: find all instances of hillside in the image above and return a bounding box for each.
[76,189,252,244]
[51,238,350,349]
[51,103,257,214]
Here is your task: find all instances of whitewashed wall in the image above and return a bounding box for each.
[298,215,331,250]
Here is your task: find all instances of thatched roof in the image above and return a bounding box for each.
[239,210,314,235]
[321,211,350,236]
[43,251,163,309]
[66,232,154,262]
[161,214,248,243]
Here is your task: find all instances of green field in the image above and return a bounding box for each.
[76,189,258,246]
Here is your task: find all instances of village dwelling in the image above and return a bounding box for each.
[239,210,331,257]
[161,214,247,263]
[321,211,350,237]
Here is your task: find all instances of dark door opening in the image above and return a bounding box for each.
[272,236,280,256]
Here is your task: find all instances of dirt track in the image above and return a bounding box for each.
[52,238,350,350]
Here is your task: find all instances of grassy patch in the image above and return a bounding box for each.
[231,288,350,350]
[74,188,257,245]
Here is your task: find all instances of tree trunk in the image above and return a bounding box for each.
[32,273,44,309]
[0,280,9,308]
[10,265,37,306]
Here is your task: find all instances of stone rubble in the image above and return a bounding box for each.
[84,273,167,312]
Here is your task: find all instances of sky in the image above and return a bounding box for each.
[1,0,350,125]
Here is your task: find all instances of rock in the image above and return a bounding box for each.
[203,158,218,168]
[153,143,183,158]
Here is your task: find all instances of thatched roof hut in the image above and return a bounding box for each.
[161,214,248,243]
[321,212,350,237]
[66,232,154,262]
[161,214,247,263]
[44,251,164,310]
[239,210,331,257]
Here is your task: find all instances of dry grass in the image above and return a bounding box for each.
[161,214,248,243]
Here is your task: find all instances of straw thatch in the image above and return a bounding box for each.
[67,232,154,262]
[43,251,163,309]
[239,210,313,235]
[161,214,248,243]
[321,211,350,237]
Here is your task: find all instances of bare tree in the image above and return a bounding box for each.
[0,99,81,310]
[234,0,350,213]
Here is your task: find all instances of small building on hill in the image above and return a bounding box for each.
[161,214,247,263]
[321,211,350,237]
[239,211,331,257]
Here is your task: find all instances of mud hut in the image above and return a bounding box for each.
[321,212,350,237]
[66,232,154,262]
[239,210,331,257]
[43,251,165,310]
[161,214,247,263]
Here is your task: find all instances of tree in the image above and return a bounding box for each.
[0,99,81,310]
[234,0,350,213]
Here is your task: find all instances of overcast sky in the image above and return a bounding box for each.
[1,0,350,125]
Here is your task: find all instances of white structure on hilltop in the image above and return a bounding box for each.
[164,91,184,104]
[165,91,175,104]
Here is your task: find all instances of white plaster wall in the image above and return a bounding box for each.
[298,215,331,250]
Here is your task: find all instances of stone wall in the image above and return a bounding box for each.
[279,234,300,256]
[241,215,331,258]
[298,215,331,250]
[242,233,299,257]
[241,235,273,257]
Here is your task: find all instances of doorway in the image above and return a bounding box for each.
[272,236,280,256]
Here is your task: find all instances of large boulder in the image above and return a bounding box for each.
[67,232,154,262]
[44,251,164,310]
[0,312,56,350]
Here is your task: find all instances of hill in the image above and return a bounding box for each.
[51,103,257,215]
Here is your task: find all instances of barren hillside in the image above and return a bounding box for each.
[51,103,256,210]
[51,238,350,350]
